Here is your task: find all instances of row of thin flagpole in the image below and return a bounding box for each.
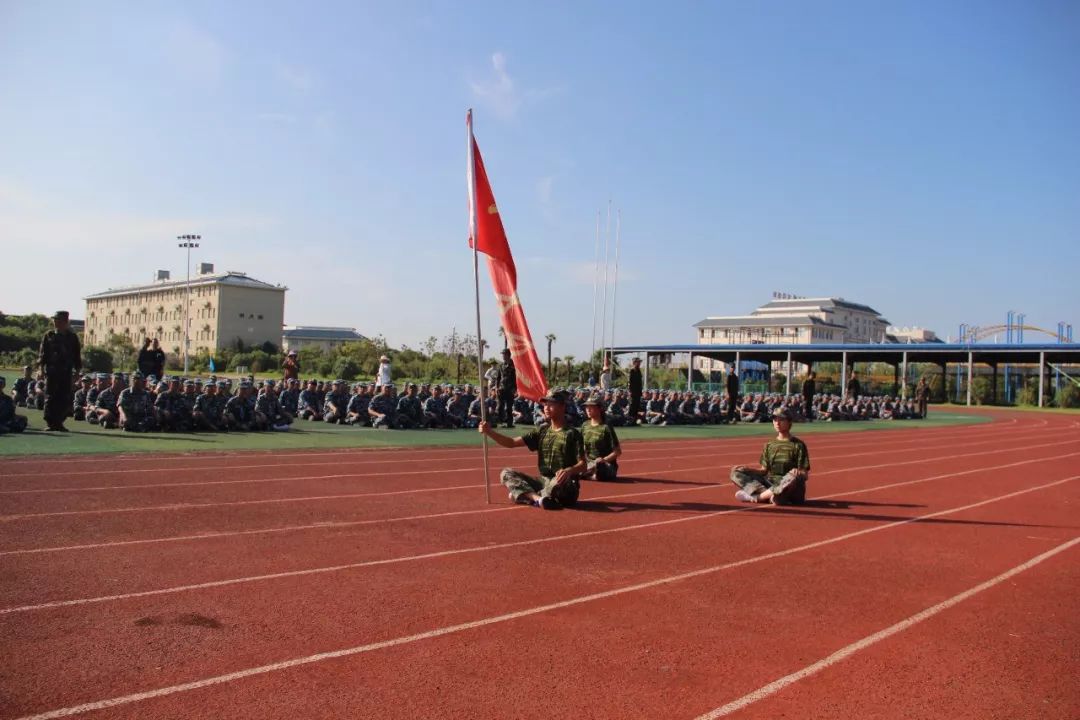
[590,202,622,371]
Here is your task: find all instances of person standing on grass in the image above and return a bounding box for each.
[580,395,622,481]
[375,355,392,390]
[915,376,930,418]
[479,389,587,510]
[38,310,82,431]
[802,370,817,422]
[628,356,643,424]
[730,407,811,505]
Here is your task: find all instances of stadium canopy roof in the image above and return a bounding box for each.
[611,343,1080,366]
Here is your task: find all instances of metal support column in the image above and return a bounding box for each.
[972,351,980,408]
[841,351,848,398]
[901,351,908,399]
[1038,351,1045,407]
[687,353,693,391]
[643,352,650,390]
[785,351,792,395]
[991,363,997,404]
[735,351,741,394]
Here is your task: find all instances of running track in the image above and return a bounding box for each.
[1,409,1077,719]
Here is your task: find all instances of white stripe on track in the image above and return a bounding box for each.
[693,535,1080,719]
[11,476,1076,720]
[4,434,1072,520]
[0,423,1049,495]
[0,414,1016,470]
[5,444,1077,556]
[0,416,1026,479]
[5,457,1076,615]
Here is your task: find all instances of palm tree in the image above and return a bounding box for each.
[563,354,575,385]
[497,327,507,349]
[544,334,556,374]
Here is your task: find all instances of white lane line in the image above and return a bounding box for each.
[4,434,1072,520]
[12,476,1076,720]
[693,535,1080,719]
[0,425,1048,495]
[0,417,1024,479]
[5,444,1078,556]
[5,457,1076,615]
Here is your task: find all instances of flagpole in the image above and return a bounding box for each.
[589,210,601,377]
[467,109,492,505]
[599,200,612,373]
[609,208,621,363]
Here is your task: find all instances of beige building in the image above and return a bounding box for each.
[693,295,891,372]
[282,326,366,353]
[84,267,287,356]
[886,326,941,343]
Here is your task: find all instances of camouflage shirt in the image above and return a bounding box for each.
[397,395,423,423]
[94,387,120,414]
[346,393,370,415]
[521,424,585,478]
[255,391,282,417]
[118,388,154,421]
[368,393,397,417]
[194,393,227,420]
[324,391,349,415]
[278,388,300,415]
[0,394,15,424]
[225,394,254,423]
[759,437,811,482]
[297,389,321,413]
[581,422,620,461]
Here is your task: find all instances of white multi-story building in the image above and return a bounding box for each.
[693,295,891,373]
[886,326,941,344]
[84,266,286,356]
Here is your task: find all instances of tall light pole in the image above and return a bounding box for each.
[177,234,201,374]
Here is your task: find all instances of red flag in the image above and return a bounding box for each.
[468,125,550,401]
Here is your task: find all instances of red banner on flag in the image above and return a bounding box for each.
[468,127,550,401]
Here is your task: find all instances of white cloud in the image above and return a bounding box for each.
[470,52,564,120]
[275,62,316,93]
[162,19,225,87]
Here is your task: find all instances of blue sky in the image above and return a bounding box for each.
[2,1,1078,356]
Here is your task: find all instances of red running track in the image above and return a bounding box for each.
[0,409,1077,719]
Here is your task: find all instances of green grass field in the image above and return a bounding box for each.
[0,404,990,457]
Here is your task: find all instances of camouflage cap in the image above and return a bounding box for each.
[131,371,145,380]
[216,380,228,388]
[771,407,792,420]
[540,390,570,405]
[183,379,195,387]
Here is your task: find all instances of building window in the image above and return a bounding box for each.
[257,314,264,320]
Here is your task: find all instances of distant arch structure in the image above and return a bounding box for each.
[960,324,1070,343]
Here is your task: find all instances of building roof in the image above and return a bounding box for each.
[85,272,286,299]
[754,297,883,316]
[694,315,847,329]
[282,326,366,341]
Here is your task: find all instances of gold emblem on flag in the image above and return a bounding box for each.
[487,204,498,215]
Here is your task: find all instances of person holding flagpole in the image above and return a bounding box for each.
[479,390,586,510]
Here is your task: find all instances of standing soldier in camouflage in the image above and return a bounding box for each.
[118,372,158,432]
[480,390,587,510]
[915,376,930,418]
[367,383,400,429]
[497,348,517,428]
[0,377,29,434]
[730,407,811,505]
[396,383,424,429]
[38,310,82,431]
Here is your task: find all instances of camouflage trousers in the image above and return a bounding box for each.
[500,468,580,507]
[0,416,28,434]
[729,468,806,505]
[583,459,618,482]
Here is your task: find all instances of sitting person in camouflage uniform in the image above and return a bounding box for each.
[323,380,350,424]
[72,375,93,421]
[296,379,322,421]
[91,373,126,428]
[278,378,300,420]
[396,383,424,429]
[480,389,587,510]
[224,381,257,431]
[255,379,291,431]
[345,383,372,426]
[730,407,810,505]
[154,377,186,431]
[12,366,32,407]
[193,380,228,431]
[117,372,158,432]
[580,395,622,481]
[423,385,455,428]
[367,383,401,429]
[0,377,29,434]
